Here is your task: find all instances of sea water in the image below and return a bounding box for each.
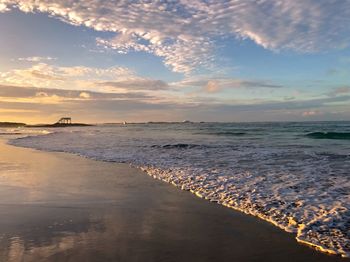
[5,122,350,257]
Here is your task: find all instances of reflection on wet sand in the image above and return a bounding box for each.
[0,140,344,261]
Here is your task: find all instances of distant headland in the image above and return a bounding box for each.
[0,122,26,127]
[0,117,93,128]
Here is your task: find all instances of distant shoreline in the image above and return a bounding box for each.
[0,122,26,127]
[26,123,93,128]
[0,121,93,128]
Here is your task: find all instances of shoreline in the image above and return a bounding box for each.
[0,138,346,261]
[143,169,346,258]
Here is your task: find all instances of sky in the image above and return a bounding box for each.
[0,0,349,124]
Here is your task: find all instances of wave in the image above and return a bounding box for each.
[151,143,202,149]
[306,132,350,140]
[195,131,247,136]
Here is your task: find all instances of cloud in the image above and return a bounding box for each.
[0,63,71,87]
[98,79,169,91]
[327,86,350,97]
[0,2,9,12]
[205,80,220,93]
[30,70,64,81]
[172,76,283,93]
[0,83,181,123]
[97,34,214,74]
[214,95,350,112]
[0,63,168,93]
[2,1,350,74]
[17,56,57,62]
[1,82,350,123]
[79,92,90,99]
[0,84,154,101]
[302,110,322,117]
[0,108,39,114]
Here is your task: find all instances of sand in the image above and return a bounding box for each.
[0,139,345,262]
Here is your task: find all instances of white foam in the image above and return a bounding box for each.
[0,127,51,138]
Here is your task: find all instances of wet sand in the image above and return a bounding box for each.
[0,139,346,262]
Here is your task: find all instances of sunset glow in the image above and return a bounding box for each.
[1,1,350,123]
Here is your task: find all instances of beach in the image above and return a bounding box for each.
[0,138,345,262]
[1,0,350,260]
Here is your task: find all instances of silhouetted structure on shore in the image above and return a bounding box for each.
[56,117,72,125]
[1,119,92,128]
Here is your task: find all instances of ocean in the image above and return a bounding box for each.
[3,121,350,257]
